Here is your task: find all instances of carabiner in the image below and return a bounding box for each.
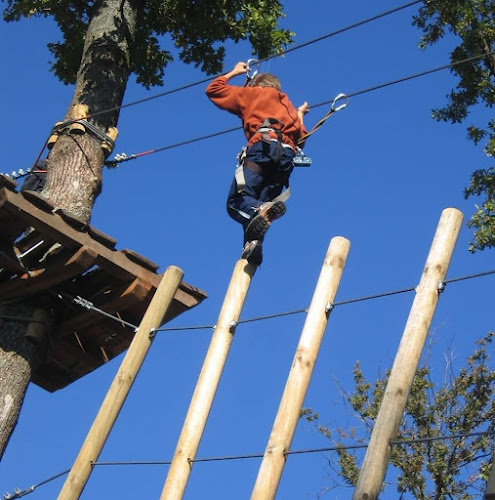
[330,93,349,113]
[246,58,259,82]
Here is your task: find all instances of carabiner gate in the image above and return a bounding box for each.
[245,58,259,84]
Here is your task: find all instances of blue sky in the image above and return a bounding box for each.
[1,1,494,499]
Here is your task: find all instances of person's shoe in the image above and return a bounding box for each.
[241,240,263,266]
[245,201,286,241]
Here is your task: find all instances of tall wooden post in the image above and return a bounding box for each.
[159,259,256,500]
[250,236,350,500]
[352,208,463,500]
[484,460,495,500]
[57,266,184,500]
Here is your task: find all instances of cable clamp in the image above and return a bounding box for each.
[437,280,446,294]
[325,302,334,315]
[330,93,349,113]
[73,295,94,310]
[5,168,32,180]
[105,152,137,168]
[229,320,238,333]
[149,328,157,340]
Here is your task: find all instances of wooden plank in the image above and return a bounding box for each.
[122,249,159,272]
[21,189,56,213]
[87,225,117,249]
[0,246,98,301]
[0,249,25,274]
[0,188,162,286]
[0,174,18,191]
[54,208,88,231]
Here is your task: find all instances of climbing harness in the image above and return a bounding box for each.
[233,92,348,203]
[244,58,260,87]
[234,117,292,200]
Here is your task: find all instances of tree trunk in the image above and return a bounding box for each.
[0,0,140,460]
[0,302,52,458]
[44,0,139,222]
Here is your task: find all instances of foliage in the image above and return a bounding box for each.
[412,0,495,251]
[2,0,293,88]
[303,332,495,498]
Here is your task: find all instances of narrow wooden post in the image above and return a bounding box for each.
[250,236,350,500]
[484,459,495,500]
[57,265,184,500]
[159,259,256,500]
[352,208,463,500]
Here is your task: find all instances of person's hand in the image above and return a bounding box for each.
[232,61,248,76]
[297,102,310,116]
[224,61,248,80]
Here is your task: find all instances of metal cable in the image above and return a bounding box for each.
[104,50,494,166]
[90,430,495,466]
[66,269,494,334]
[74,0,424,122]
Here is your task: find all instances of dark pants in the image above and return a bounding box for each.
[226,141,295,233]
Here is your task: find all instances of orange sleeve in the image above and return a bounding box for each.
[205,76,245,117]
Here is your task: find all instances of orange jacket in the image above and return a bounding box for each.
[206,76,307,150]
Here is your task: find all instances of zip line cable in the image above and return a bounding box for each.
[2,0,421,177]
[52,268,495,335]
[5,430,493,498]
[103,50,494,168]
[55,0,425,122]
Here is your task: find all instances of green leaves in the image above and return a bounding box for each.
[306,332,495,498]
[412,0,495,251]
[2,0,293,87]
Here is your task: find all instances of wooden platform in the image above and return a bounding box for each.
[0,175,207,392]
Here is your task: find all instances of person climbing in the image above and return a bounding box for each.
[206,61,309,266]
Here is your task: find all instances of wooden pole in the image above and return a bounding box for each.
[159,259,256,500]
[250,236,350,500]
[57,265,184,500]
[484,459,495,500]
[352,208,463,500]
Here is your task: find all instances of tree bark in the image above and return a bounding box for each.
[44,0,140,222]
[0,303,52,458]
[0,0,140,460]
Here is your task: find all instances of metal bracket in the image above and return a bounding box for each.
[149,328,157,340]
[437,280,446,294]
[293,147,312,167]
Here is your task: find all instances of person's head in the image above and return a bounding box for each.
[250,73,281,91]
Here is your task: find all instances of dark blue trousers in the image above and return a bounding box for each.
[226,142,294,233]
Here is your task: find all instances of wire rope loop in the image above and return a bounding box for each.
[330,93,349,112]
